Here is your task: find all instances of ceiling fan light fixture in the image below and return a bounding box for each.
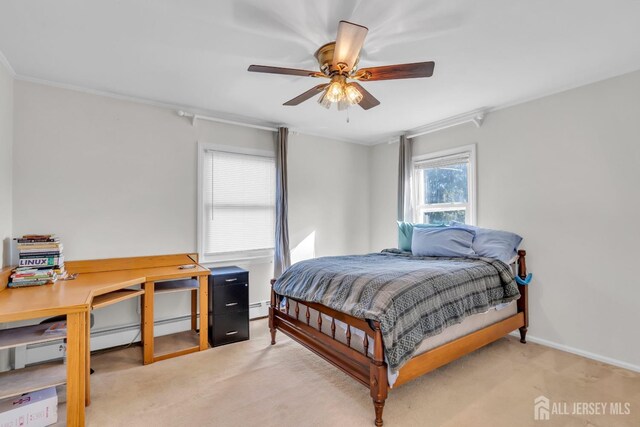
[326,80,345,103]
[317,91,332,109]
[345,83,363,105]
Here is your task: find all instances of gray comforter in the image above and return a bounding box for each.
[273,250,520,371]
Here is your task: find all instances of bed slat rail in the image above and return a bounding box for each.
[271,294,372,387]
[271,293,376,350]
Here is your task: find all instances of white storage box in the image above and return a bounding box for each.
[0,387,58,427]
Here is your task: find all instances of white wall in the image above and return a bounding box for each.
[370,70,640,370]
[369,140,397,252]
[0,59,14,371]
[12,81,370,334]
[0,61,12,267]
[289,133,370,261]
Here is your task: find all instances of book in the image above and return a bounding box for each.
[11,266,57,281]
[12,279,54,283]
[16,235,58,243]
[19,251,61,257]
[18,257,63,268]
[8,280,53,288]
[15,265,64,272]
[12,270,57,278]
[14,268,65,280]
[13,274,56,280]
[17,243,63,250]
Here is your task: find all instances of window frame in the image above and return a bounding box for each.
[412,144,477,226]
[197,142,276,263]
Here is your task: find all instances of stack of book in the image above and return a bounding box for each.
[9,234,67,288]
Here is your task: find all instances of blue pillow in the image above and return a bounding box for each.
[397,221,446,251]
[411,227,476,257]
[450,221,522,263]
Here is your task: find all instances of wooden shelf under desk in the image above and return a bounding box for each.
[0,363,67,400]
[154,279,199,295]
[152,330,200,362]
[91,289,144,310]
[0,322,67,350]
[143,275,209,365]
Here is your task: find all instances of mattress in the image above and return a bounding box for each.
[289,300,517,387]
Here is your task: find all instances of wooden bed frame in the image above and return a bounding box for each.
[269,250,529,426]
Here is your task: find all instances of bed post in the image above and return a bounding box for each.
[516,250,528,343]
[269,278,278,345]
[370,321,388,427]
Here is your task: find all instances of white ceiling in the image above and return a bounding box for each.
[1,0,640,144]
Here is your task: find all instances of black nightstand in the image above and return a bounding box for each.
[208,266,249,347]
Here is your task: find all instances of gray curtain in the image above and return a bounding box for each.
[397,134,413,222]
[274,127,291,277]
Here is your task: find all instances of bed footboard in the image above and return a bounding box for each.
[269,280,387,426]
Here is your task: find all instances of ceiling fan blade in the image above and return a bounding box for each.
[349,82,380,110]
[283,84,329,106]
[332,21,368,72]
[356,62,435,81]
[248,65,319,77]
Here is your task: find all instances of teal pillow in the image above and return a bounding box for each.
[397,221,446,251]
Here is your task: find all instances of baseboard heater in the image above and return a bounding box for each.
[6,300,270,370]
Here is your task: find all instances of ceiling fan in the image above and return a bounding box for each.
[248,21,435,111]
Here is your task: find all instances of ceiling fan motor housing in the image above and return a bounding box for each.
[315,42,359,76]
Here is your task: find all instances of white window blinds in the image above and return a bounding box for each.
[203,149,276,256]
[414,151,471,169]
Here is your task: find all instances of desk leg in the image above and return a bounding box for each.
[191,289,198,331]
[198,276,209,350]
[85,310,91,406]
[140,292,144,349]
[67,312,86,426]
[143,281,155,365]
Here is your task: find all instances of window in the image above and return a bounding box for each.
[198,144,275,261]
[413,144,476,225]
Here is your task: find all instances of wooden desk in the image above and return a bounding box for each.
[0,253,210,426]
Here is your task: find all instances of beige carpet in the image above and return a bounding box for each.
[80,320,639,427]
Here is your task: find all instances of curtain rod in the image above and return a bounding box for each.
[177,110,279,132]
[405,108,487,139]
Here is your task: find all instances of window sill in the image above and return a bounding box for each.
[200,250,274,266]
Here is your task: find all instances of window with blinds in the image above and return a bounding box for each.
[413,145,476,225]
[202,149,276,257]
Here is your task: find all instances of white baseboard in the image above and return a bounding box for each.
[25,317,194,366]
[510,332,640,373]
[249,300,270,318]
